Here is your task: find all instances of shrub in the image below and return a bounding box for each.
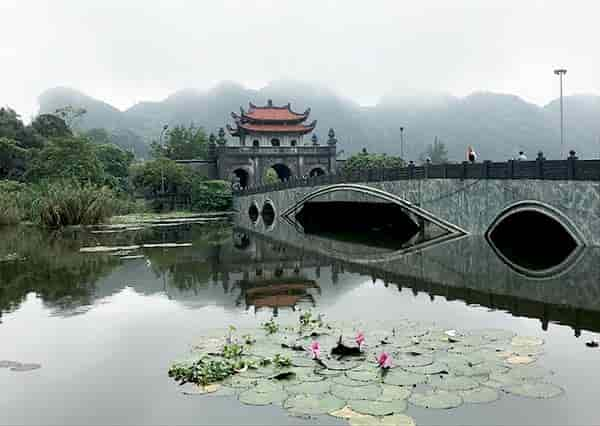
[30,180,119,228]
[190,180,232,212]
[0,191,23,225]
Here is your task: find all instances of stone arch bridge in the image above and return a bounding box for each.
[234,158,600,246]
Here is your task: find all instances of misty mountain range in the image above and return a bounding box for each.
[38,81,600,161]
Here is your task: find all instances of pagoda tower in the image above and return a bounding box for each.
[227,99,317,147]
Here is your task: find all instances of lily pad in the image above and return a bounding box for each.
[331,383,382,401]
[468,329,515,342]
[322,359,361,371]
[348,399,407,416]
[383,370,428,386]
[332,375,373,387]
[347,368,380,382]
[182,384,221,395]
[403,361,448,375]
[511,336,544,346]
[0,360,23,368]
[506,355,536,365]
[459,387,500,403]
[223,376,257,389]
[506,365,551,381]
[290,355,318,368]
[253,380,283,393]
[284,394,346,415]
[378,384,411,402]
[395,354,434,368]
[286,380,330,395]
[409,389,463,409]
[349,414,416,426]
[429,375,479,391]
[239,389,286,405]
[329,406,369,420]
[504,382,563,399]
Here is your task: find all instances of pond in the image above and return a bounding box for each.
[0,223,599,425]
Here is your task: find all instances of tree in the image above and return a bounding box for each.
[94,143,134,191]
[0,137,29,179]
[129,158,193,196]
[83,128,112,145]
[26,136,104,184]
[151,124,208,160]
[420,137,449,164]
[0,107,44,149]
[342,149,405,173]
[31,114,72,139]
[54,105,87,130]
[263,168,280,184]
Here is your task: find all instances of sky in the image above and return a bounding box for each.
[1,0,599,119]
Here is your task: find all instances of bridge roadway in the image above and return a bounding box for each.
[234,158,600,245]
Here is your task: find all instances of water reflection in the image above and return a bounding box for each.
[1,223,600,337]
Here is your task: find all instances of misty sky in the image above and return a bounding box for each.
[2,0,599,119]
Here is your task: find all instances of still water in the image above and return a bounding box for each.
[0,223,599,425]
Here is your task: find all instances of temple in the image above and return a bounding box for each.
[177,100,339,188]
[227,99,317,147]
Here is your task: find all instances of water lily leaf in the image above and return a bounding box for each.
[459,387,500,404]
[315,367,343,377]
[239,389,286,405]
[506,365,551,381]
[429,375,479,391]
[213,386,238,397]
[290,355,317,367]
[253,380,283,393]
[331,383,382,401]
[182,384,221,395]
[383,370,428,386]
[239,366,277,378]
[322,359,360,371]
[403,361,448,375]
[329,406,369,420]
[451,361,507,377]
[0,360,23,369]
[395,354,434,368]
[349,414,416,426]
[378,384,411,401]
[289,367,325,382]
[347,368,380,382]
[506,355,536,365]
[332,375,373,387]
[511,336,544,347]
[467,329,515,342]
[508,345,545,356]
[223,376,257,389]
[284,394,346,415]
[286,380,330,395]
[8,363,41,372]
[408,389,463,409]
[348,399,407,416]
[504,382,563,399]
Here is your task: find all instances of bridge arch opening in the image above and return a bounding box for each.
[268,163,292,182]
[232,168,250,188]
[270,138,280,147]
[261,201,276,227]
[248,203,259,223]
[486,202,584,274]
[309,167,325,177]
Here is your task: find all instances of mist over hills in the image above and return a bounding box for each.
[38,81,600,161]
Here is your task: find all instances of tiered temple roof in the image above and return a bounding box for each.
[227,100,317,136]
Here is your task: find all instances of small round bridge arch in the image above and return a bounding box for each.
[261,200,276,228]
[269,163,292,182]
[309,167,326,177]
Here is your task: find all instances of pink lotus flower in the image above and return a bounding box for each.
[377,351,392,369]
[309,341,321,360]
[355,332,365,349]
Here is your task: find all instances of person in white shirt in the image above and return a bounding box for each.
[467,146,477,163]
[517,151,527,161]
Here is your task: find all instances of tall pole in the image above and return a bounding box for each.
[554,68,567,158]
[159,124,169,194]
[400,127,404,160]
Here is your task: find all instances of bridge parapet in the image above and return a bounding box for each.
[235,155,600,196]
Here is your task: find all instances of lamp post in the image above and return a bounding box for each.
[399,127,405,160]
[159,124,168,194]
[554,68,567,158]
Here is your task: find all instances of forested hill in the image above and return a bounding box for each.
[38,82,600,161]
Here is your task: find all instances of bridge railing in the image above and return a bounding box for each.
[234,153,600,196]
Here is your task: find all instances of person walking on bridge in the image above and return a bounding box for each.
[467,146,477,163]
[517,151,527,161]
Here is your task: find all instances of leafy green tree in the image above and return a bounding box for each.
[26,137,104,184]
[342,149,405,173]
[0,107,44,149]
[54,105,87,130]
[31,114,72,139]
[94,143,134,191]
[151,124,208,160]
[264,168,279,184]
[130,158,193,196]
[420,137,449,164]
[83,128,112,145]
[0,137,29,179]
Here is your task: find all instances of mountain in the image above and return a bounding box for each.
[37,82,600,161]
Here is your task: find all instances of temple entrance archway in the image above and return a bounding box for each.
[309,167,326,177]
[270,163,292,182]
[233,168,250,188]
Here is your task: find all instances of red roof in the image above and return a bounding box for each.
[230,120,316,135]
[245,107,306,121]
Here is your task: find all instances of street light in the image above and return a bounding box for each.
[159,124,169,194]
[399,127,405,159]
[554,68,567,158]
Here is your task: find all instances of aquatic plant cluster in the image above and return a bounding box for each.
[169,314,563,425]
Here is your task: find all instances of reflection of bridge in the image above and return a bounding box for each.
[234,156,600,245]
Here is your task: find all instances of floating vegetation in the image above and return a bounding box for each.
[168,317,564,425]
[0,360,41,372]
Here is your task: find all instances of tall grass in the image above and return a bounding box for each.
[0,191,23,225]
[31,181,118,228]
